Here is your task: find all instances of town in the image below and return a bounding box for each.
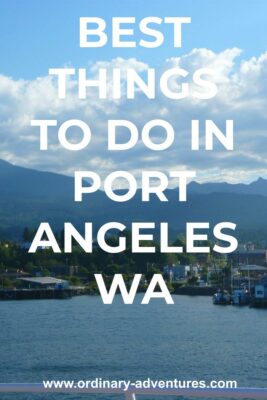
[1,227,267,307]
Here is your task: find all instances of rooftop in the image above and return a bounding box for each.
[238,265,267,271]
[232,249,267,254]
[17,277,68,285]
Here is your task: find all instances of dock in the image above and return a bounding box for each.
[173,286,217,296]
[0,286,86,301]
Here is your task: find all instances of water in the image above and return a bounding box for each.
[1,294,267,399]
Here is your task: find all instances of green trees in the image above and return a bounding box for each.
[0,228,229,288]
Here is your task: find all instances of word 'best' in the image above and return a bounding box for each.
[80,17,191,48]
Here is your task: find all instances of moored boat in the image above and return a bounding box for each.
[231,288,250,305]
[213,290,231,305]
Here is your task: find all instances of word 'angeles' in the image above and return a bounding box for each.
[29,221,238,254]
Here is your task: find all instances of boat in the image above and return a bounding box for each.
[231,288,250,305]
[212,290,231,305]
[249,280,267,308]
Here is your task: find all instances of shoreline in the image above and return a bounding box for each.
[0,285,217,301]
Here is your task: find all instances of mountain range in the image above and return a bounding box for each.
[0,159,267,241]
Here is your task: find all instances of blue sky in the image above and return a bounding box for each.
[0,0,267,184]
[0,0,267,79]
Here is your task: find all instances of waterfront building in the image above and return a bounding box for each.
[228,249,267,266]
[17,276,69,289]
[163,264,199,281]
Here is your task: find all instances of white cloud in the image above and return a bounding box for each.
[0,49,267,184]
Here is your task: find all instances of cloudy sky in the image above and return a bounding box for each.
[0,0,267,185]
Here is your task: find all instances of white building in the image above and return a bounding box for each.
[163,265,193,281]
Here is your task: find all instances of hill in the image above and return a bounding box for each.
[0,159,266,242]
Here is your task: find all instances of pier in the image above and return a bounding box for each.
[0,276,86,301]
[0,286,86,300]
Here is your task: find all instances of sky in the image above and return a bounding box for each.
[0,0,267,185]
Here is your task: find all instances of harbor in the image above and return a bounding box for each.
[1,294,267,398]
[212,259,267,308]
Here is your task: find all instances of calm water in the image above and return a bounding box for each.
[1,294,267,400]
